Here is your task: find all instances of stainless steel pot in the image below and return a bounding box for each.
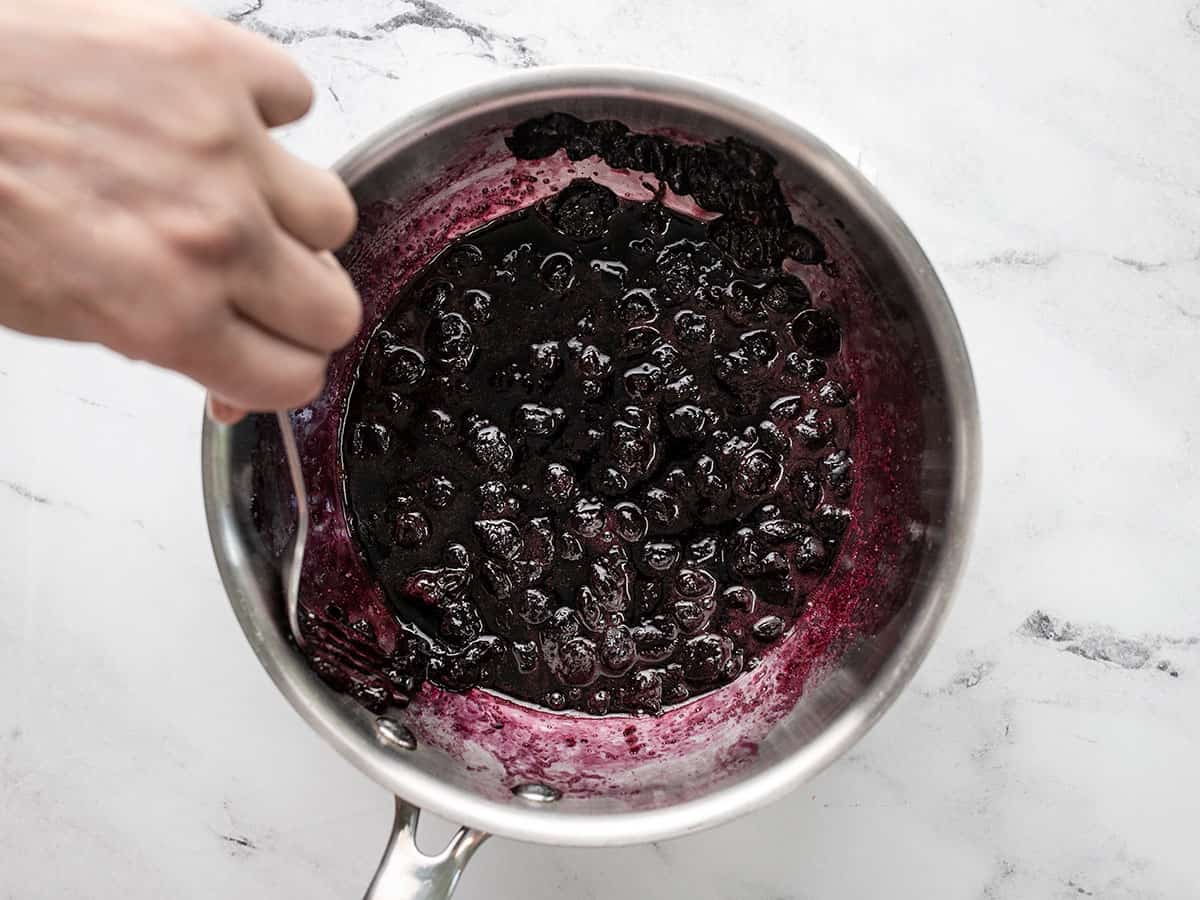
[202,66,980,899]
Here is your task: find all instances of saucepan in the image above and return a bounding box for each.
[201,66,979,899]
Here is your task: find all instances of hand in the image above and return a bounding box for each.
[0,0,361,423]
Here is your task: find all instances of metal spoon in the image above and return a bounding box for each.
[276,410,308,647]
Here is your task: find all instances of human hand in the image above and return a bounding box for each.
[0,0,361,423]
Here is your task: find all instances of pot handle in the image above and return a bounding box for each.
[363,797,490,900]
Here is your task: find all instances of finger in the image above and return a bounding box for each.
[234,230,362,352]
[207,394,247,425]
[212,19,314,127]
[188,313,329,411]
[254,135,357,250]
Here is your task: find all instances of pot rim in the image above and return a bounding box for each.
[203,64,980,846]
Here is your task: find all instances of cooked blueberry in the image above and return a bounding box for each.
[783,352,826,385]
[394,511,430,548]
[752,616,786,642]
[791,309,841,357]
[539,178,619,242]
[816,379,849,407]
[383,347,427,388]
[539,252,576,293]
[599,625,637,674]
[681,634,734,684]
[674,309,714,346]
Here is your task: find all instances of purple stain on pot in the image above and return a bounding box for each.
[251,115,929,800]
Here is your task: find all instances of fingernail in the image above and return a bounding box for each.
[206,395,241,425]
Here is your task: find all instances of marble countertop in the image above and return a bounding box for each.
[2,1,1199,897]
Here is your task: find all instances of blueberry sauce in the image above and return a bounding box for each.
[328,117,857,716]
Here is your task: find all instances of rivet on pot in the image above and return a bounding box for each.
[375,717,417,750]
[512,782,561,804]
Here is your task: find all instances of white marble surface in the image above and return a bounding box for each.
[2,0,1199,896]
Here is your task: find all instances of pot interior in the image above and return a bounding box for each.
[213,76,973,840]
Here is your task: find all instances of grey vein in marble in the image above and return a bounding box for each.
[1,479,50,505]
[1022,610,1192,675]
[968,249,1060,269]
[229,0,542,67]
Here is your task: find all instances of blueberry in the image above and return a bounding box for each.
[512,640,539,673]
[440,242,484,275]
[383,347,427,388]
[663,374,701,404]
[416,279,454,314]
[622,325,661,356]
[577,585,606,633]
[422,475,456,509]
[813,504,851,539]
[596,466,630,496]
[468,423,514,473]
[559,532,584,561]
[725,280,767,325]
[641,540,681,573]
[623,362,664,399]
[790,466,821,511]
[816,379,849,407]
[783,352,826,385]
[674,309,714,346]
[429,311,476,371]
[763,275,811,311]
[769,395,805,420]
[599,625,636,674]
[523,518,556,566]
[758,518,800,542]
[394,511,431,548]
[530,340,562,375]
[474,519,524,560]
[672,598,713,634]
[757,420,791,457]
[791,309,841,357]
[734,449,783,497]
[793,534,828,572]
[545,691,568,711]
[539,252,576,293]
[350,421,391,457]
[592,258,630,282]
[514,403,563,437]
[439,601,483,646]
[650,340,683,372]
[715,349,754,384]
[616,288,659,325]
[618,669,663,715]
[667,404,708,439]
[613,501,649,542]
[632,620,680,663]
[643,487,680,526]
[544,462,577,503]
[423,408,455,440]
[740,329,779,364]
[518,588,553,625]
[570,497,606,538]
[752,616,786,642]
[680,634,734,684]
[674,567,717,599]
[464,289,494,323]
[547,606,582,643]
[686,535,719,564]
[822,449,853,493]
[578,344,613,378]
[793,409,835,447]
[722,584,757,613]
[661,666,690,704]
[539,178,619,242]
[557,637,600,686]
